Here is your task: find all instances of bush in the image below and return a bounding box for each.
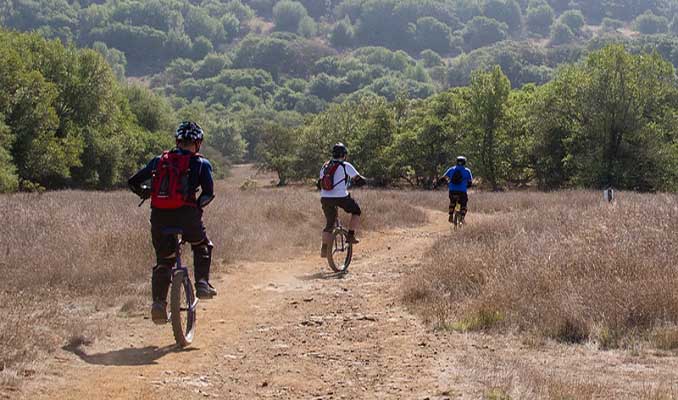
[634,11,669,34]
[601,17,624,32]
[550,22,574,45]
[402,191,678,348]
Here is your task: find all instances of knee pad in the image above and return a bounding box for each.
[153,264,172,275]
[156,247,176,266]
[192,239,213,256]
[192,239,213,283]
[152,265,172,302]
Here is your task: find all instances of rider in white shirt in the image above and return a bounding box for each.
[318,143,366,257]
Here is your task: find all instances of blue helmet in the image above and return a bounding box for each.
[175,121,204,143]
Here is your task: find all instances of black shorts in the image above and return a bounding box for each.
[150,206,208,264]
[448,191,468,213]
[321,196,361,232]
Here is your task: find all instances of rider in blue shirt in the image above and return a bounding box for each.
[440,156,473,223]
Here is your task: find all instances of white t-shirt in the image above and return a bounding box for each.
[319,160,359,198]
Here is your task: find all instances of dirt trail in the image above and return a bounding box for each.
[22,210,453,400]
[18,201,678,399]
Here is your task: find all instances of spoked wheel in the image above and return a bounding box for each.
[327,227,352,274]
[170,269,197,347]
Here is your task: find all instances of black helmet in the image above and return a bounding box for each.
[175,121,204,143]
[332,142,348,158]
[456,156,467,166]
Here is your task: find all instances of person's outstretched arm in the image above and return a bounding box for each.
[345,163,368,187]
[197,158,215,208]
[128,157,158,198]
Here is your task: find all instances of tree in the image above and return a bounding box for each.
[309,73,347,101]
[0,30,175,190]
[413,17,452,54]
[273,1,309,32]
[192,36,214,60]
[124,85,175,133]
[550,23,574,45]
[0,118,18,192]
[330,16,355,48]
[390,91,465,187]
[559,9,585,33]
[533,45,678,191]
[467,66,511,190]
[526,4,555,36]
[297,16,317,37]
[221,14,240,40]
[634,11,669,34]
[482,0,522,33]
[420,49,443,67]
[255,123,299,185]
[92,42,127,81]
[462,17,508,51]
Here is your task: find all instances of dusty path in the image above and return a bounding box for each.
[23,211,452,400]
[18,203,678,399]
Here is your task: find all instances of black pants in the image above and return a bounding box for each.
[321,196,361,232]
[448,191,468,216]
[150,207,212,302]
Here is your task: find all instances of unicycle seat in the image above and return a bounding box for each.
[161,227,184,236]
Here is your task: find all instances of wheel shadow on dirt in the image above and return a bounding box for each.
[62,343,197,366]
[296,271,347,281]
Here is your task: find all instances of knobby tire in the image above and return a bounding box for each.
[170,270,196,347]
[327,228,352,274]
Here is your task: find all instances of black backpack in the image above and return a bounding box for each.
[451,168,464,185]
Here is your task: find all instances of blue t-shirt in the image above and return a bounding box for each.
[444,165,473,193]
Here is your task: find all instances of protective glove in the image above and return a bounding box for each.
[198,194,215,208]
[352,176,367,187]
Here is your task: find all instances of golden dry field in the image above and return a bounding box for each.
[1,166,677,399]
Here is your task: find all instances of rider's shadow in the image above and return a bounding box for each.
[62,343,196,366]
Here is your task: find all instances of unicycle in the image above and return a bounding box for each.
[449,194,465,230]
[163,227,198,347]
[327,208,353,274]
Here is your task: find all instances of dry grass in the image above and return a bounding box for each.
[0,181,433,380]
[481,361,608,399]
[403,191,678,349]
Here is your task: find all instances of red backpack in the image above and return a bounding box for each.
[151,151,201,209]
[320,160,347,190]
